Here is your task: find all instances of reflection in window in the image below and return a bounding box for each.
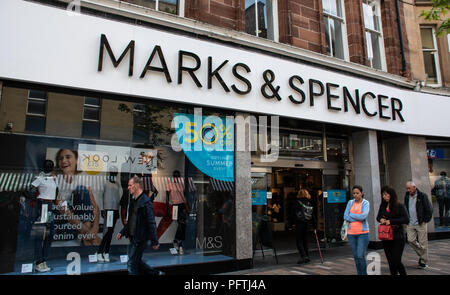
[323,0,346,60]
[245,0,276,40]
[363,0,384,70]
[82,97,101,138]
[421,27,441,85]
[25,90,47,133]
[120,0,179,15]
[279,133,323,160]
[0,86,236,274]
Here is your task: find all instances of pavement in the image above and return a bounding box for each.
[219,238,450,275]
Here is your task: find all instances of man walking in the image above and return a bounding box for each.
[404,181,433,269]
[117,175,163,275]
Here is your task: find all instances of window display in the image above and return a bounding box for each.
[0,86,236,274]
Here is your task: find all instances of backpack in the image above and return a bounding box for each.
[296,200,313,222]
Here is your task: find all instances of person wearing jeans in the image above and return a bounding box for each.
[344,185,370,275]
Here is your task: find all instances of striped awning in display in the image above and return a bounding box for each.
[0,173,35,192]
[209,178,234,192]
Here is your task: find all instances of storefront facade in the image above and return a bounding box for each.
[0,0,449,275]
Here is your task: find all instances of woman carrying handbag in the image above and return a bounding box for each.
[377,186,410,275]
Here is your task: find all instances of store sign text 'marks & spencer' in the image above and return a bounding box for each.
[97,34,405,122]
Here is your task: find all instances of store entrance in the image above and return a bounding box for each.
[251,167,349,255]
[268,168,323,233]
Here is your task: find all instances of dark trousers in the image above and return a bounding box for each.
[127,238,157,275]
[382,238,407,275]
[295,222,309,258]
[98,210,119,254]
[437,198,450,226]
[174,203,187,246]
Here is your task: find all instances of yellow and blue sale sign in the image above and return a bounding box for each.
[174,113,234,182]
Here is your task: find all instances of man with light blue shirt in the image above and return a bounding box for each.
[404,181,433,269]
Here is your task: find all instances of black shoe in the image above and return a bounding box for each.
[297,258,306,264]
[418,259,428,269]
[304,257,311,263]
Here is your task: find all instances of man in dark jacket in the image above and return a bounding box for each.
[117,175,163,275]
[404,181,433,269]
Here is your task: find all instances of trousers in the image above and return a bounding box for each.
[348,233,370,275]
[406,223,428,264]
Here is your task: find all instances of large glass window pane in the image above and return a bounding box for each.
[82,121,100,138]
[25,115,46,133]
[423,51,438,83]
[245,0,269,39]
[27,100,46,115]
[420,27,440,84]
[120,0,178,15]
[2,86,236,275]
[83,106,100,121]
[323,0,345,60]
[29,90,47,100]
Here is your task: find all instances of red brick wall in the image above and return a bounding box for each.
[345,0,368,66]
[380,0,411,77]
[279,0,324,53]
[185,0,245,31]
[184,0,410,77]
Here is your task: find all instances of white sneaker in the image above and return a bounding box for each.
[34,262,50,273]
[43,261,52,272]
[103,253,110,262]
[96,253,104,262]
[179,246,185,255]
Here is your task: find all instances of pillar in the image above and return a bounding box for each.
[235,112,252,260]
[384,135,434,232]
[351,130,381,241]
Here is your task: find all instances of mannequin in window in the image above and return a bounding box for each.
[96,167,122,262]
[166,170,190,255]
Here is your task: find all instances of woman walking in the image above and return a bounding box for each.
[377,186,409,275]
[344,185,370,275]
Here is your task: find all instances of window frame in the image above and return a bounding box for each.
[420,25,442,86]
[25,90,48,133]
[120,0,184,17]
[245,0,279,42]
[322,0,349,61]
[82,96,101,138]
[362,0,387,71]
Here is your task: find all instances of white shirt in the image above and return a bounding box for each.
[31,173,58,200]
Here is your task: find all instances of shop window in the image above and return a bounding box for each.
[245,0,278,41]
[1,88,236,275]
[362,0,386,70]
[132,103,150,143]
[322,0,348,60]
[279,133,323,160]
[82,97,101,138]
[326,137,349,163]
[420,26,441,86]
[120,0,181,16]
[25,90,47,133]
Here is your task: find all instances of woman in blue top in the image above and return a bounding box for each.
[344,185,370,275]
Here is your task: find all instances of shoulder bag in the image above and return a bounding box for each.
[378,224,393,240]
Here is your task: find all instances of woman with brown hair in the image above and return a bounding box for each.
[54,148,101,246]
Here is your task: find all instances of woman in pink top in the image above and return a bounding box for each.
[344,185,370,275]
